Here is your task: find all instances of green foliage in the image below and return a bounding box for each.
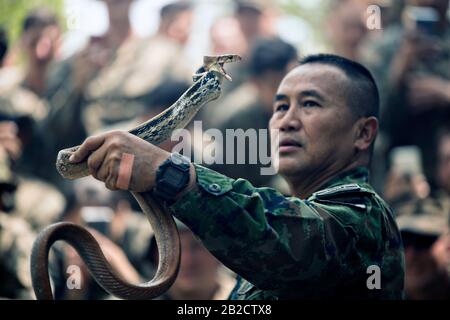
[0,0,64,45]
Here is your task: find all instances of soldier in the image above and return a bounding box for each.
[436,127,450,196]
[396,198,450,299]
[0,118,64,233]
[69,54,404,299]
[361,0,450,190]
[0,8,62,184]
[0,140,35,299]
[82,0,194,135]
[0,8,60,120]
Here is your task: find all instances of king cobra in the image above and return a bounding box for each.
[30,54,241,300]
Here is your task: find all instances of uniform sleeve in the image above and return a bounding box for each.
[169,165,368,292]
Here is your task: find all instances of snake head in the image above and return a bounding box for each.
[193,54,242,82]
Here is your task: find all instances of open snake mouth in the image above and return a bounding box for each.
[218,62,233,81]
[203,54,242,81]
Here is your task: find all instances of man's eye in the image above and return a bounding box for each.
[275,104,289,112]
[303,100,319,108]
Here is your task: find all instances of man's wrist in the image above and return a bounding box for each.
[173,164,197,201]
[153,153,193,202]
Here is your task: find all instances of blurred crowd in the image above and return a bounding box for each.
[0,0,449,300]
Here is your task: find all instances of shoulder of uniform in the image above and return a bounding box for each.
[312,183,373,199]
[310,183,375,210]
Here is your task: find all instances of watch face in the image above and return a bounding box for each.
[165,166,185,183]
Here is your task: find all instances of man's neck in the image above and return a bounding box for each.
[106,23,132,48]
[287,162,362,199]
[24,61,48,96]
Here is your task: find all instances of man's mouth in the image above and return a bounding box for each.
[278,138,302,153]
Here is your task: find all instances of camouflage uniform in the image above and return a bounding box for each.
[0,67,54,180]
[0,212,35,299]
[0,67,49,121]
[169,165,405,299]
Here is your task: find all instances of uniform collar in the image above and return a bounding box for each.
[318,166,370,191]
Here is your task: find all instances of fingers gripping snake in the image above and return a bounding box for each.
[30,54,241,300]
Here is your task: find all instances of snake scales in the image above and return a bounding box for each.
[30,54,241,300]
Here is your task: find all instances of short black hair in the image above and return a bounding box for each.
[22,8,58,33]
[249,37,298,77]
[0,27,7,65]
[299,54,379,120]
[160,1,192,20]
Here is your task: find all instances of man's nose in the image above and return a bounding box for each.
[279,106,301,132]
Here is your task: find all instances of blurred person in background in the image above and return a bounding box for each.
[0,11,65,232]
[436,127,450,197]
[325,0,369,62]
[152,221,236,300]
[234,0,278,48]
[43,0,137,168]
[362,0,450,190]
[0,9,61,181]
[0,119,64,234]
[113,0,194,111]
[210,17,248,58]
[0,8,60,119]
[209,16,249,93]
[0,126,35,299]
[396,198,450,299]
[206,38,297,189]
[225,0,279,92]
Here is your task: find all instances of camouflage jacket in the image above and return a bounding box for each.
[169,165,405,300]
[0,212,35,299]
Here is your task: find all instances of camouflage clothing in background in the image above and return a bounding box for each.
[169,165,405,299]
[0,68,49,121]
[0,212,35,299]
[82,35,192,136]
[361,25,450,188]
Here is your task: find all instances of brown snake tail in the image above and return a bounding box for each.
[31,192,181,300]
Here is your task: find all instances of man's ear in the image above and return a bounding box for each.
[354,116,378,152]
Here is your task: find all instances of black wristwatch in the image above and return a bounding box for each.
[153,153,191,203]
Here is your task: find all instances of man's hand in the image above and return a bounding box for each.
[0,121,22,160]
[389,32,440,85]
[69,131,170,192]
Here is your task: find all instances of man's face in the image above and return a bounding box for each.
[23,25,60,64]
[437,134,450,193]
[168,10,193,45]
[269,64,357,179]
[328,1,367,52]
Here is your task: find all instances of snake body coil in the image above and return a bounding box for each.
[31,54,241,300]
